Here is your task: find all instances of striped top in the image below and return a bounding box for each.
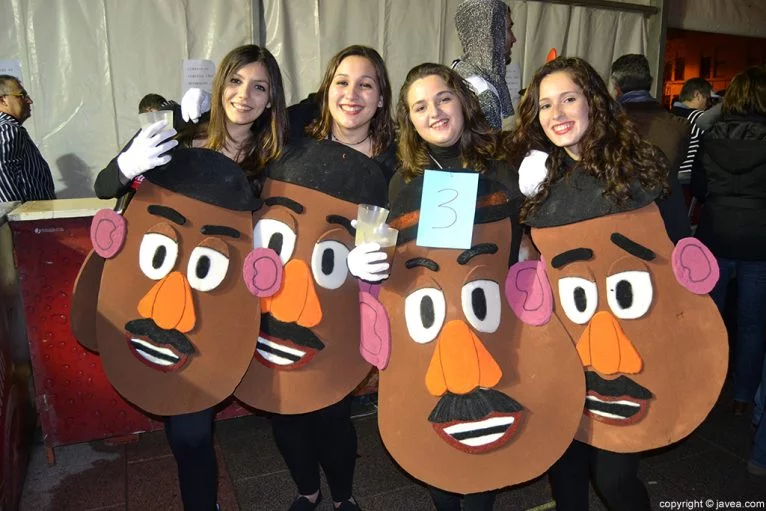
[678,108,705,174]
[0,112,55,202]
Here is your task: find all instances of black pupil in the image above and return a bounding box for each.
[574,287,587,312]
[321,248,335,275]
[268,232,284,254]
[152,245,167,269]
[471,288,487,321]
[421,296,435,329]
[616,280,633,309]
[196,256,211,279]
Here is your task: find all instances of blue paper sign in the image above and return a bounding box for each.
[416,169,480,249]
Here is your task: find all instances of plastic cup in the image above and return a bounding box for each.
[366,224,399,272]
[139,109,174,130]
[355,204,390,246]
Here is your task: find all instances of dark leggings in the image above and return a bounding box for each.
[548,440,650,511]
[164,407,217,511]
[271,395,357,502]
[428,486,497,511]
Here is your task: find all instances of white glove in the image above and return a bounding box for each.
[518,149,549,197]
[181,88,212,123]
[117,120,178,180]
[347,242,390,282]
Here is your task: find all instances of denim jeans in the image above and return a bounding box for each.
[751,360,766,468]
[710,258,766,403]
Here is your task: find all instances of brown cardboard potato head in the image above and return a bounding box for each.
[72,148,282,416]
[234,139,389,414]
[358,175,585,494]
[518,169,727,452]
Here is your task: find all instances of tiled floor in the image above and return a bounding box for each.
[19,382,766,511]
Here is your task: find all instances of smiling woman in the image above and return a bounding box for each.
[90,44,289,511]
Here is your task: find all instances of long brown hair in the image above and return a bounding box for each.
[722,66,766,116]
[504,57,668,220]
[306,45,394,156]
[397,63,498,182]
[181,45,287,181]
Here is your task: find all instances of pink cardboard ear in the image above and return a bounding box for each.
[90,208,127,258]
[243,248,283,297]
[505,259,553,325]
[358,280,381,299]
[359,290,391,370]
[672,237,719,294]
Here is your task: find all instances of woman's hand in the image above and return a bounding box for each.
[181,88,212,123]
[116,120,178,180]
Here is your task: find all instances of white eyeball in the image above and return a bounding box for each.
[187,246,230,292]
[558,276,598,324]
[311,240,350,290]
[405,288,447,344]
[139,233,178,280]
[461,280,501,333]
[253,219,296,264]
[606,271,653,319]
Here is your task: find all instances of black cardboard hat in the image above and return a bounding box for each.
[389,170,512,245]
[144,148,262,211]
[266,139,388,207]
[524,168,661,228]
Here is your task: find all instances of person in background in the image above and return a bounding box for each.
[94,44,288,511]
[670,77,719,175]
[609,53,691,242]
[692,66,766,426]
[452,0,516,130]
[0,75,55,202]
[138,93,168,113]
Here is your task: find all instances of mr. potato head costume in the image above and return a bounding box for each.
[71,148,282,416]
[516,169,728,453]
[234,139,388,414]
[358,174,585,494]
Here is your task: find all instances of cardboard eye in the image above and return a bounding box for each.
[139,233,178,280]
[253,219,296,265]
[187,246,230,292]
[404,288,446,344]
[461,280,501,333]
[311,240,349,290]
[606,271,653,320]
[558,276,598,325]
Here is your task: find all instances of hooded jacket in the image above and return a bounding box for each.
[453,0,512,130]
[693,114,766,260]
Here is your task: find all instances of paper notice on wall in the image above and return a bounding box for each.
[506,63,522,110]
[182,59,216,95]
[0,60,23,83]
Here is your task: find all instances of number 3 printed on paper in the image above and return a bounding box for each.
[416,170,479,249]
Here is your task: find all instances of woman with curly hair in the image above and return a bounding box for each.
[504,56,676,510]
[350,62,520,511]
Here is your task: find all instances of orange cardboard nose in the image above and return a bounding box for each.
[137,271,196,332]
[426,320,502,396]
[576,310,642,374]
[261,259,322,328]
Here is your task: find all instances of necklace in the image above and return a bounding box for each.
[428,152,443,169]
[331,132,371,146]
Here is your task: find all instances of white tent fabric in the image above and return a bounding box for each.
[2,0,664,198]
[667,0,766,39]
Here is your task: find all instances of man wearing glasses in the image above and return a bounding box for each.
[0,75,55,202]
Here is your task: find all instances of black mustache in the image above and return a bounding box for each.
[260,314,325,350]
[428,388,523,424]
[125,319,195,355]
[586,372,653,399]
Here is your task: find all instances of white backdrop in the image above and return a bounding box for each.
[0,0,674,198]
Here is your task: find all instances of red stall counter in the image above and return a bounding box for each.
[8,199,250,463]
